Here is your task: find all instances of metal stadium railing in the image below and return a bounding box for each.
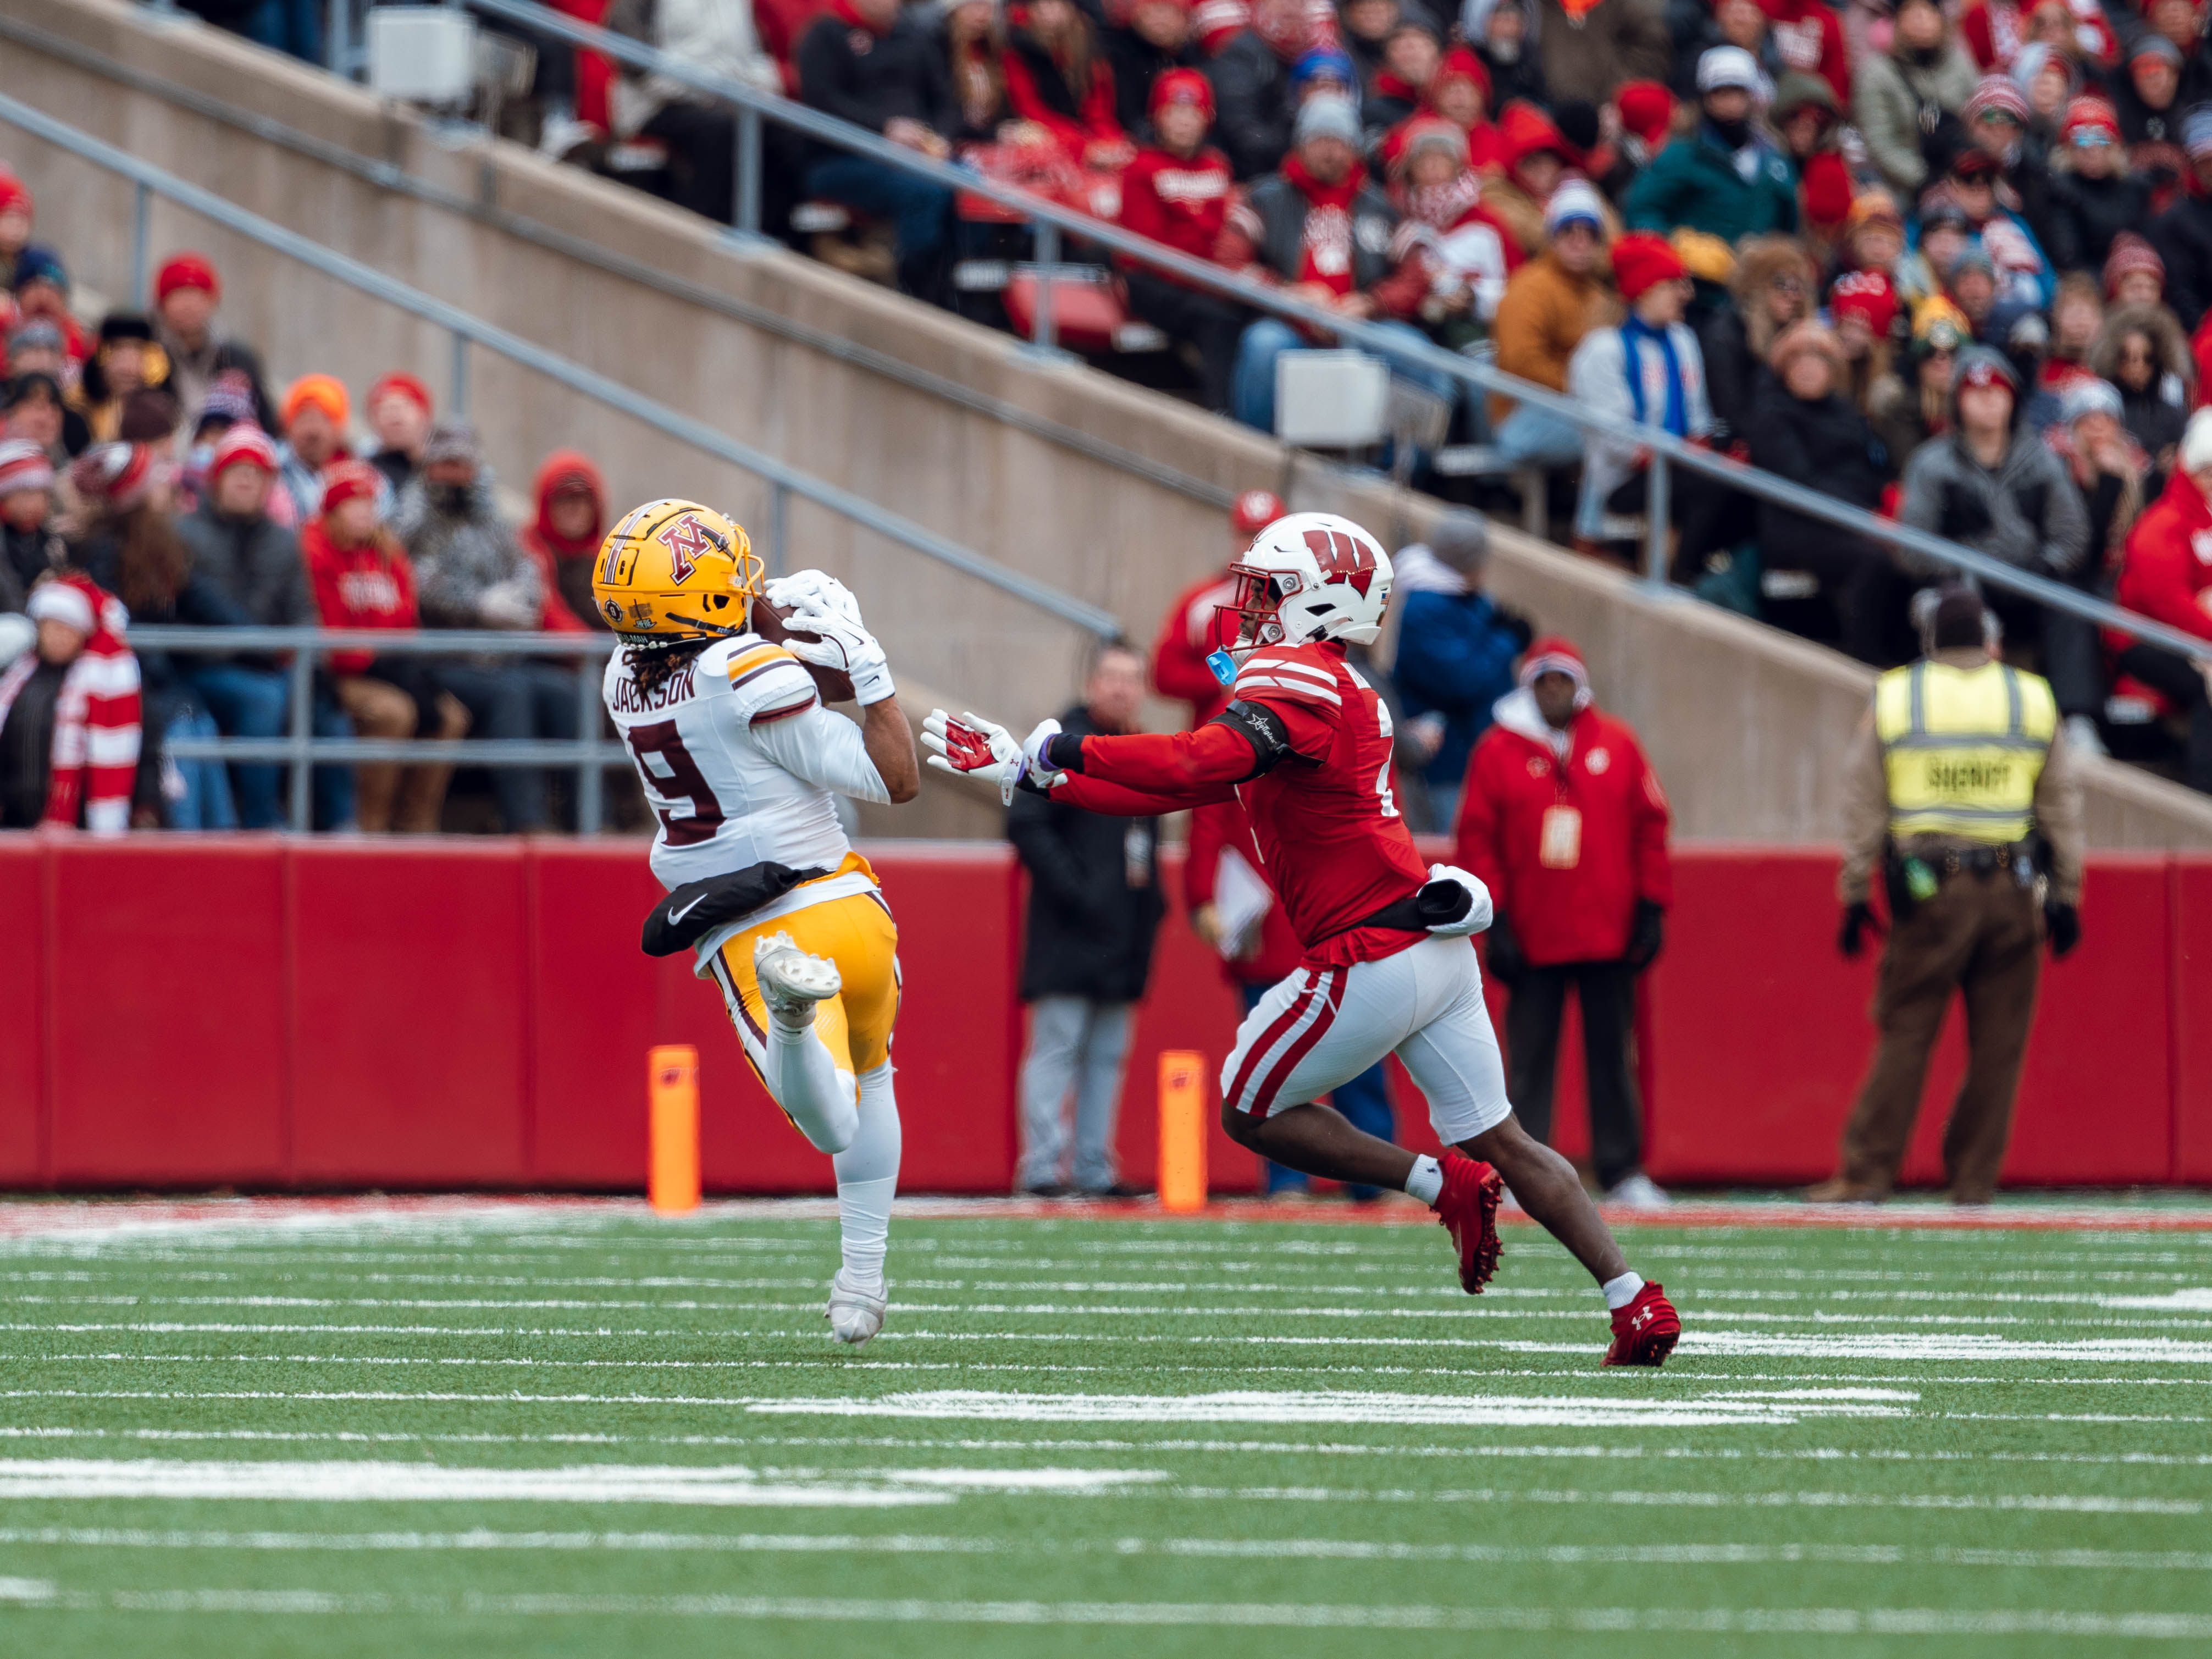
[0,86,1125,834]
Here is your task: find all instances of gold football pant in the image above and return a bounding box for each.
[706,889,902,1146]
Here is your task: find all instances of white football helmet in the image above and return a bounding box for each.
[1217,511,1393,656]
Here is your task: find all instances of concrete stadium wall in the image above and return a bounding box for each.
[1,834,2204,1193]
[7,0,2212,849]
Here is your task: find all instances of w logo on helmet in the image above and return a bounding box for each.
[656,512,724,583]
[1304,527,1377,597]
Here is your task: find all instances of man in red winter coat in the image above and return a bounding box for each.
[1118,68,1248,413]
[1453,637,1672,1207]
[2112,408,2212,793]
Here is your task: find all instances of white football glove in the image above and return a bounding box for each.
[764,569,862,626]
[1424,862,1494,936]
[782,604,894,705]
[923,711,1064,804]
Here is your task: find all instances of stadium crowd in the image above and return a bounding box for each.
[178,0,2212,784]
[0,202,617,832]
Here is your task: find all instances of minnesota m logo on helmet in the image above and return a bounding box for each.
[590,499,761,645]
[656,511,728,584]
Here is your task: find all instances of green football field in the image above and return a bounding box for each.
[1,1196,2210,1656]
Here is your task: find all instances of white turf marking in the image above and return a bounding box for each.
[1187,1485,2204,1516]
[5,1425,2211,1465]
[2099,1287,2212,1310]
[5,1583,2212,1636]
[1679,1332,2212,1363]
[742,1388,1915,1428]
[0,1459,1161,1506]
[5,1528,2209,1574]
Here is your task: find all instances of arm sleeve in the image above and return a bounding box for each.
[1451,741,1503,892]
[746,701,892,805]
[1074,718,1265,793]
[1627,739,1673,906]
[2033,726,2086,906]
[1184,798,1228,908]
[1836,710,1891,905]
[1053,770,1236,816]
[1007,788,1099,916]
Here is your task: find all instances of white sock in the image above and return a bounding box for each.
[765,1016,858,1155]
[1602,1271,1646,1310]
[832,1061,902,1286]
[1404,1154,1444,1207]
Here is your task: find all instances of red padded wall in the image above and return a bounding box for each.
[291,842,532,1186]
[0,831,2202,1193]
[46,837,290,1186]
[0,837,43,1184]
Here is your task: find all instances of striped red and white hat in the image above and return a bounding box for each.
[211,422,278,476]
[0,437,53,497]
[68,441,170,513]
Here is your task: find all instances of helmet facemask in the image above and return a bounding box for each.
[1216,562,1306,656]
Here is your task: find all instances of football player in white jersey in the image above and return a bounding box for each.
[594,499,919,1345]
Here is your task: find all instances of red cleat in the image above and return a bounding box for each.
[1602,1280,1680,1367]
[1433,1152,1503,1293]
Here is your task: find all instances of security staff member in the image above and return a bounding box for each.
[1808,587,2085,1206]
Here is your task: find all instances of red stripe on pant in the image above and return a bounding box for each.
[1245,967,1348,1119]
[1226,970,1320,1115]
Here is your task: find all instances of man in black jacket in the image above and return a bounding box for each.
[796,0,958,296]
[1009,643,1164,1197]
[2152,108,2212,332]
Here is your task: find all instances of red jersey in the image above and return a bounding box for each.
[1117,146,1236,279]
[1055,639,1430,969]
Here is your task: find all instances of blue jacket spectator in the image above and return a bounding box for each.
[1390,511,1532,832]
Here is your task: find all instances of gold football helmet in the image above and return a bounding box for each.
[590,499,762,644]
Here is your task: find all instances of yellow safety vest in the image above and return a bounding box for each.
[1873,657,2055,844]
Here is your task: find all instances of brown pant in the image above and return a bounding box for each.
[334,676,469,833]
[1835,868,2044,1203]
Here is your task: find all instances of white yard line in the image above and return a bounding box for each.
[1187,1484,2205,1515]
[4,1527,2208,1574]
[4,1581,2209,1636]
[0,1458,1163,1505]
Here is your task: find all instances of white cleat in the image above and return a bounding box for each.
[755,931,840,1027]
[826,1269,887,1345]
[1605,1172,1672,1210]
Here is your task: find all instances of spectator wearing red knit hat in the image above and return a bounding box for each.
[1610,79,1674,172]
[1100,0,1199,141]
[150,251,271,436]
[1149,488,1282,728]
[275,373,357,527]
[367,372,434,498]
[174,421,356,831]
[1828,266,1901,415]
[2043,97,2146,275]
[2105,233,2167,310]
[1745,320,1898,661]
[1453,635,1673,1208]
[0,169,36,289]
[1115,68,1246,412]
[1567,231,1715,547]
[1218,93,1460,433]
[1389,117,1523,343]
[518,450,601,633]
[0,574,141,834]
[1376,45,1503,181]
[0,438,59,604]
[304,460,468,833]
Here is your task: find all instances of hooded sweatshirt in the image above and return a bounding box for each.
[301,513,421,676]
[518,450,601,634]
[1896,345,2089,579]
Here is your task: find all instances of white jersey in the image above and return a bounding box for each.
[602,633,891,961]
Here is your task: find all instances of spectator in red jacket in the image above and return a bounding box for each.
[1001,0,1134,170]
[1117,68,1247,412]
[1150,488,1284,725]
[2112,408,2212,794]
[303,461,468,832]
[1453,637,1673,1207]
[1757,0,1850,107]
[517,450,601,633]
[0,574,140,833]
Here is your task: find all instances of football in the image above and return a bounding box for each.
[752,597,856,703]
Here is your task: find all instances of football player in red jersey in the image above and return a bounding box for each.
[926,512,1679,1365]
